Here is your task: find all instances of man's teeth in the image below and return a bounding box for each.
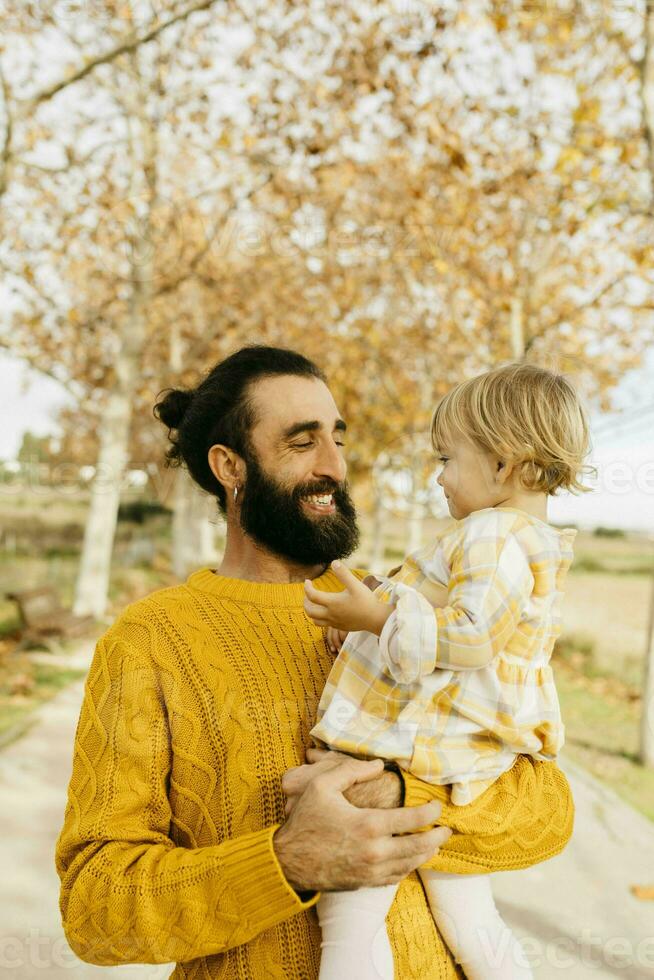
[306,494,334,505]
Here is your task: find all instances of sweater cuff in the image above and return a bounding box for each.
[220,824,320,930]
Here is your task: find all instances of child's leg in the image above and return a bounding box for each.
[317,883,399,980]
[418,869,533,979]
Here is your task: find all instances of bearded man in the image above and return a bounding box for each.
[56,345,573,979]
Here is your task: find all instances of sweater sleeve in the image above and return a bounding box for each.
[55,616,318,966]
[380,514,535,678]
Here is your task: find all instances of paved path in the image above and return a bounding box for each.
[1,642,653,979]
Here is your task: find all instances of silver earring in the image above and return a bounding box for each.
[233,485,239,503]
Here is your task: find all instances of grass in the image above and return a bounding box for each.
[556,666,654,822]
[552,625,654,821]
[560,573,650,686]
[569,531,654,577]
[0,652,88,745]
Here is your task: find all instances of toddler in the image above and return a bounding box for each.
[303,363,591,979]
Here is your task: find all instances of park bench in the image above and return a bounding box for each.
[5,586,94,651]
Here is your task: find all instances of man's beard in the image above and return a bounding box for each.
[238,452,360,566]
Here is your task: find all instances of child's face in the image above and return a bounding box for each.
[436,437,503,520]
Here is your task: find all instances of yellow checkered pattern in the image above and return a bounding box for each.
[311,507,576,806]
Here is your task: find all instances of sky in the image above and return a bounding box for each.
[1,346,653,533]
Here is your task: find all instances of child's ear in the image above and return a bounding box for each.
[495,459,515,485]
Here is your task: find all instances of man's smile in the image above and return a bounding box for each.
[302,492,336,515]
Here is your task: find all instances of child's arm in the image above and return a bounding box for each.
[382,517,535,681]
[304,515,535,683]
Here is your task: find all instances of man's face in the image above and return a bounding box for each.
[238,375,360,565]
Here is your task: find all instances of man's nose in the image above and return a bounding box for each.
[314,440,347,484]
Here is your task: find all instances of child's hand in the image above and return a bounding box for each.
[304,561,394,635]
[325,626,349,655]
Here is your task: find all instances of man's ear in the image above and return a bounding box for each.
[208,444,246,495]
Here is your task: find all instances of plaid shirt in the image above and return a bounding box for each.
[311,507,577,805]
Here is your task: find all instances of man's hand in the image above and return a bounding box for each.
[283,747,401,813]
[274,753,451,892]
[304,561,393,636]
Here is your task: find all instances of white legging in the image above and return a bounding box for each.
[317,870,533,979]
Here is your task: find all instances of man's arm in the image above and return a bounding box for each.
[379,522,535,684]
[55,619,320,966]
[56,618,451,965]
[288,749,574,875]
[273,757,450,893]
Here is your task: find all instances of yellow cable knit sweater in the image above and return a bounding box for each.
[56,566,574,979]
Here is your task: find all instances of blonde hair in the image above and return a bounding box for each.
[431,363,594,495]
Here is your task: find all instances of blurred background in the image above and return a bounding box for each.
[0,1,653,977]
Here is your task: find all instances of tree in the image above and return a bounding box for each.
[16,432,52,467]
[2,2,234,615]
[6,0,654,615]
[0,1,219,206]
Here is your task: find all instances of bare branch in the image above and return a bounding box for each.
[16,136,124,175]
[18,0,221,118]
[526,273,632,348]
[152,172,274,301]
[0,338,93,408]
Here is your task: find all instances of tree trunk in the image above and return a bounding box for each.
[73,367,138,616]
[639,552,654,768]
[73,47,155,617]
[171,469,222,579]
[171,470,190,580]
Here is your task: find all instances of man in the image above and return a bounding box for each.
[56,346,573,978]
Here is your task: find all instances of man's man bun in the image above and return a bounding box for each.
[153,388,194,430]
